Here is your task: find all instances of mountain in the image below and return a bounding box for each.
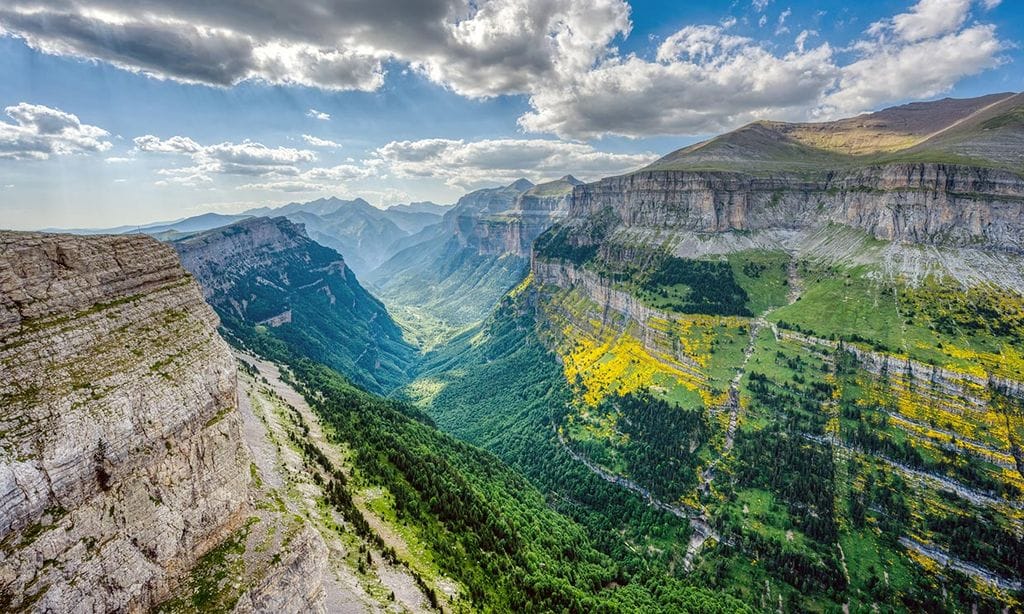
[366,179,539,346]
[645,91,1022,173]
[383,202,449,235]
[173,216,415,393]
[0,231,333,611]
[287,200,410,274]
[412,94,1024,611]
[243,196,353,218]
[387,201,451,215]
[460,175,581,257]
[133,212,254,236]
[242,197,448,276]
[42,212,253,236]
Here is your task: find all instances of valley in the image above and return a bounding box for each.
[3,92,1024,612]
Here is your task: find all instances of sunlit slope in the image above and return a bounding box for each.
[644,92,1023,174]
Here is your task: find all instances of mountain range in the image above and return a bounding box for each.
[3,92,1024,612]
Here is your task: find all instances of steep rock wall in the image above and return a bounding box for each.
[0,232,249,612]
[570,164,1024,253]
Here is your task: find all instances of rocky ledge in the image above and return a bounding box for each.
[569,164,1024,253]
[0,230,281,612]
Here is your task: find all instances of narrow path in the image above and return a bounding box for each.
[702,259,804,493]
[685,259,806,565]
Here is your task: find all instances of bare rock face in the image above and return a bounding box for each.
[460,177,578,257]
[569,164,1024,253]
[0,231,248,612]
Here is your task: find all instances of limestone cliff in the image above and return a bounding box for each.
[460,176,579,257]
[0,231,248,611]
[568,164,1024,253]
[173,216,415,393]
[0,231,340,613]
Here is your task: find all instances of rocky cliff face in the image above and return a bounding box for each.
[0,231,249,612]
[460,177,578,257]
[174,216,414,393]
[569,164,1024,253]
[0,231,345,613]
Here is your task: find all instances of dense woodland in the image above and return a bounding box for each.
[225,309,749,612]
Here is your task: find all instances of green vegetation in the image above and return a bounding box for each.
[638,257,751,317]
[533,207,617,267]
[727,250,791,314]
[179,225,415,393]
[371,236,529,348]
[234,310,749,612]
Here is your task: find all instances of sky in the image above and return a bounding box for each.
[0,0,1021,230]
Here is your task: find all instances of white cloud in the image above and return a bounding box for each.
[520,26,838,138]
[237,179,324,192]
[411,0,631,98]
[519,0,1007,138]
[982,0,1001,8]
[795,30,817,53]
[776,8,792,35]
[0,0,632,98]
[237,162,372,192]
[134,135,317,184]
[362,188,413,207]
[881,0,972,42]
[301,134,341,148]
[0,102,112,160]
[821,24,1003,115]
[133,134,202,154]
[374,138,656,187]
[1,0,1005,146]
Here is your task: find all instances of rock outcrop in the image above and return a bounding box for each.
[0,231,248,611]
[569,164,1024,253]
[0,231,341,613]
[461,176,579,257]
[173,216,415,393]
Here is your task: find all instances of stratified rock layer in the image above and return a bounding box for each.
[0,231,248,612]
[570,164,1024,253]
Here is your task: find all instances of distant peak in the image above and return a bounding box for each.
[560,175,583,185]
[508,178,535,191]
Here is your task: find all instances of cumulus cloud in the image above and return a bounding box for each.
[880,0,972,42]
[374,138,656,187]
[1,0,1006,142]
[0,102,111,159]
[134,134,317,184]
[302,135,341,148]
[238,163,373,192]
[823,0,1003,115]
[520,25,838,138]
[520,0,1007,138]
[0,0,631,97]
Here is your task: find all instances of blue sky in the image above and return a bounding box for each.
[0,0,1021,230]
